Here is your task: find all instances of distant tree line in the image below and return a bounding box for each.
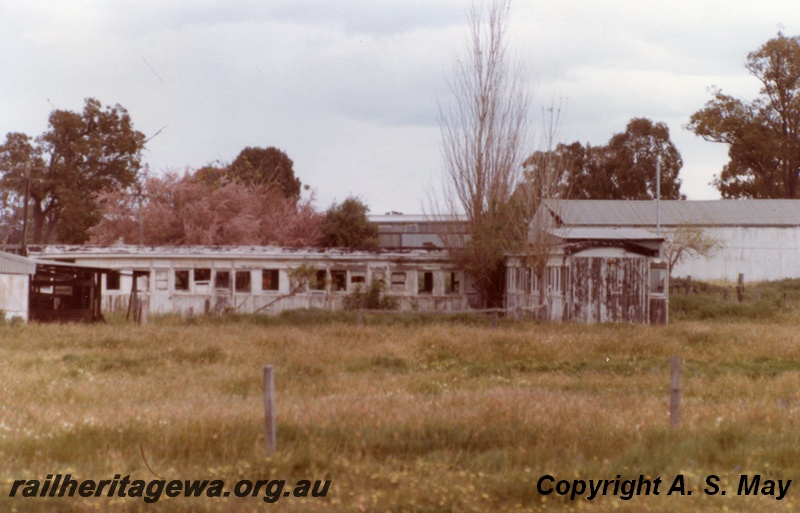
[0,100,377,248]
[0,28,798,289]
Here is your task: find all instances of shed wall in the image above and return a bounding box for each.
[0,274,29,321]
[672,226,800,281]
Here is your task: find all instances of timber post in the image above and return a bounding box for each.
[737,273,745,303]
[670,356,681,430]
[263,365,276,455]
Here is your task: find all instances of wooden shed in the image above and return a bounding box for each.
[506,227,668,324]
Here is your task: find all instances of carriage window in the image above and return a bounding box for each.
[418,271,433,294]
[262,269,279,291]
[194,268,211,283]
[174,270,190,291]
[650,267,667,295]
[391,272,406,292]
[215,271,231,290]
[235,271,251,292]
[350,272,366,288]
[445,272,460,294]
[106,271,120,290]
[330,270,347,292]
[312,270,327,291]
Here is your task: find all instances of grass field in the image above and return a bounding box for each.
[3,285,800,512]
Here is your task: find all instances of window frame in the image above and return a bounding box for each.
[262,269,280,292]
[174,269,190,291]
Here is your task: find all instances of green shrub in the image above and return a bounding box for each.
[343,278,399,311]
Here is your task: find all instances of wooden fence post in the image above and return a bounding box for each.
[737,273,745,303]
[263,365,276,455]
[670,356,681,430]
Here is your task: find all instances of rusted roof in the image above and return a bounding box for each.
[544,199,800,227]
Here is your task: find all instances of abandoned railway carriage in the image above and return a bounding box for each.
[505,228,668,324]
[28,246,474,316]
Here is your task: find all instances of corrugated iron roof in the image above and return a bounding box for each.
[544,199,800,227]
[0,251,36,275]
[552,227,665,241]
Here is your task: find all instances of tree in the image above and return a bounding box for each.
[320,197,379,249]
[0,98,145,244]
[663,225,722,278]
[510,101,570,320]
[89,171,322,247]
[604,118,683,199]
[522,118,684,200]
[687,32,800,198]
[229,146,302,199]
[435,0,529,308]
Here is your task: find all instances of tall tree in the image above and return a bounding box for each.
[0,98,145,244]
[522,118,684,200]
[604,118,683,200]
[435,0,529,308]
[229,146,302,199]
[320,197,379,249]
[687,32,800,198]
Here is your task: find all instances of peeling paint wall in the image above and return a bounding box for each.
[569,256,648,323]
[506,246,667,324]
[30,247,477,316]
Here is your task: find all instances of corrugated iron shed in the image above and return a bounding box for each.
[544,199,800,227]
[0,251,36,275]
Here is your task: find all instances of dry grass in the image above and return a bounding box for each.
[2,312,800,511]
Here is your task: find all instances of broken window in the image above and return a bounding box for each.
[215,271,231,290]
[350,272,366,287]
[390,272,406,292]
[106,271,121,291]
[650,265,667,295]
[262,269,280,291]
[418,271,433,294]
[235,271,251,292]
[194,268,211,283]
[192,268,211,292]
[330,270,347,292]
[312,270,327,291]
[445,272,460,294]
[175,270,190,291]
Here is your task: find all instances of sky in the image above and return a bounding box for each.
[1,0,798,215]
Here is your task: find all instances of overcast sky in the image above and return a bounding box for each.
[1,0,797,214]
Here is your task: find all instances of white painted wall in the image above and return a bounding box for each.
[672,227,800,282]
[0,274,29,321]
